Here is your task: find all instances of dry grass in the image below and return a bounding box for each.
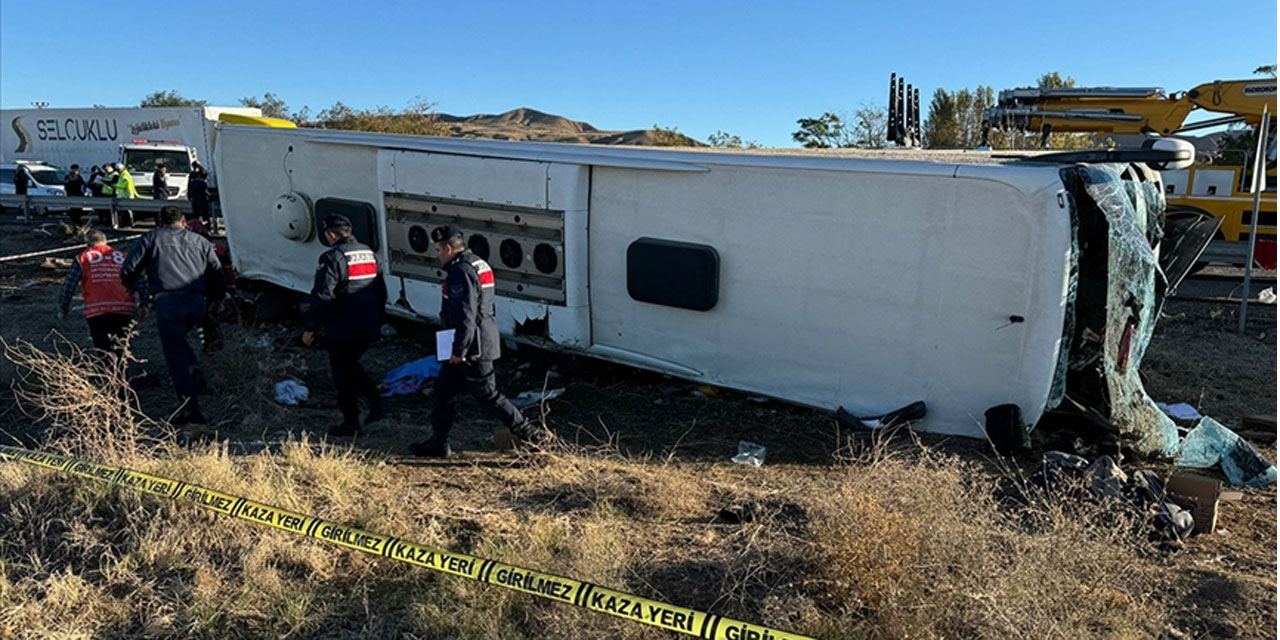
[0,339,1207,639]
[803,439,1166,638]
[2,331,169,461]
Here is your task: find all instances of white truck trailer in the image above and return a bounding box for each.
[215,125,1192,455]
[0,106,288,198]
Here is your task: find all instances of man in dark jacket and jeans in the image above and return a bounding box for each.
[410,225,534,458]
[302,215,387,436]
[121,206,225,425]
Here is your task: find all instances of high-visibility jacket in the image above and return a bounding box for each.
[101,174,116,197]
[76,245,134,317]
[117,169,138,199]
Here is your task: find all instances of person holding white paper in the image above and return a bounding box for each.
[409,225,536,458]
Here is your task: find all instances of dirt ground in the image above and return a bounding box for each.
[0,217,1275,638]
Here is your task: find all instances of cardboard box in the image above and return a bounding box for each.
[1165,473,1222,535]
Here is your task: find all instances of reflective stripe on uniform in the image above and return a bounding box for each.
[344,249,377,280]
[472,259,495,288]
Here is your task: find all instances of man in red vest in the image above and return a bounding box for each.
[57,229,138,357]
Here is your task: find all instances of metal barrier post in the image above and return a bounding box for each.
[1239,104,1271,335]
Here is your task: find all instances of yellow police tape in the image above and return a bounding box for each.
[0,445,812,640]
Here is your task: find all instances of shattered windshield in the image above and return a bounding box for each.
[1061,163,1178,456]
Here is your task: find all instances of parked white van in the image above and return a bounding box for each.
[0,162,67,214]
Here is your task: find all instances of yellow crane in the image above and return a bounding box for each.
[983,79,1276,245]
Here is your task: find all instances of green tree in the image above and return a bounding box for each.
[239,92,291,119]
[924,86,994,148]
[1036,72,1075,89]
[309,98,450,136]
[707,130,759,148]
[793,104,890,149]
[139,90,207,107]
[850,103,888,149]
[1213,126,1256,166]
[924,88,960,147]
[931,72,1103,150]
[792,112,848,148]
[652,124,699,147]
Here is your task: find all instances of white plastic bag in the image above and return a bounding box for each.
[274,379,309,406]
[731,441,766,467]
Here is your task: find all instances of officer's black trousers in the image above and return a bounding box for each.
[86,313,133,357]
[191,197,210,224]
[430,360,527,438]
[154,292,206,412]
[327,339,378,425]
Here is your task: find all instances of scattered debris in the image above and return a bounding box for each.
[1164,473,1222,535]
[716,503,758,524]
[1085,455,1127,498]
[243,335,272,349]
[273,379,309,406]
[1156,402,1203,424]
[1258,287,1276,304]
[747,395,769,404]
[1032,452,1195,541]
[1176,418,1277,488]
[511,388,565,409]
[1237,414,1278,444]
[381,357,442,397]
[731,441,766,467]
[40,257,73,269]
[380,323,397,338]
[20,280,41,288]
[1241,414,1278,431]
[835,400,927,430]
[1129,470,1197,542]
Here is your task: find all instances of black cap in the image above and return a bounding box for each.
[430,224,463,243]
[321,214,352,231]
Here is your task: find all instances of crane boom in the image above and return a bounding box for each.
[985,79,1276,138]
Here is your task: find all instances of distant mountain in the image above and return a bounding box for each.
[426,107,702,146]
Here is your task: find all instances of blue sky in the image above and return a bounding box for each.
[2,0,1275,147]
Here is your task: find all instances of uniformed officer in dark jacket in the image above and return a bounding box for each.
[302,215,387,436]
[121,205,226,425]
[409,225,534,458]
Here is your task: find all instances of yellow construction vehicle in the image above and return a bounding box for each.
[983,79,1276,246]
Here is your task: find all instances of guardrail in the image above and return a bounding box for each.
[0,195,192,226]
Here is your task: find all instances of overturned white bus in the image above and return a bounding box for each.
[214,126,1204,455]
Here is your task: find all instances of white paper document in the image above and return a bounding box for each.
[435,329,455,361]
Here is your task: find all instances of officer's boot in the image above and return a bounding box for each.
[511,419,551,450]
[365,396,386,425]
[409,432,452,458]
[328,421,363,438]
[492,426,514,451]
